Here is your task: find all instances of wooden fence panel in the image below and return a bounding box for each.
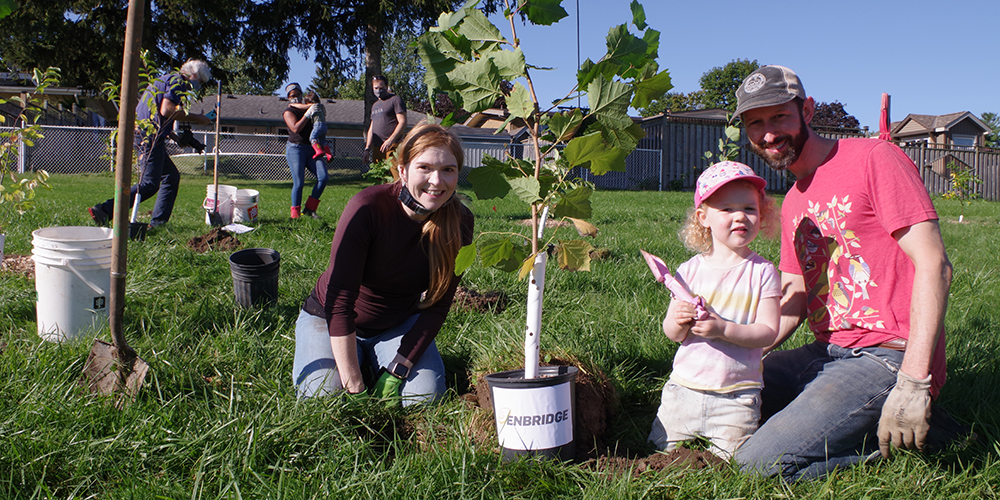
[645,116,1000,199]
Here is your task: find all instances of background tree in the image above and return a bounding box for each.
[0,0,249,92]
[214,44,284,95]
[811,101,861,129]
[637,90,703,117]
[311,29,427,108]
[982,111,999,149]
[697,58,758,112]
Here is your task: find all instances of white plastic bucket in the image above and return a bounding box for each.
[31,226,113,342]
[232,189,260,223]
[203,184,237,225]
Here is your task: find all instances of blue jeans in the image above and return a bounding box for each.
[292,311,447,406]
[97,133,179,225]
[309,119,327,147]
[736,341,902,481]
[285,142,329,208]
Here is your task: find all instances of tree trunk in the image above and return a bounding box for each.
[363,20,384,136]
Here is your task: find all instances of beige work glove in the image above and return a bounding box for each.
[877,371,932,458]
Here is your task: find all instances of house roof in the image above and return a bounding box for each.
[890,111,991,137]
[186,94,426,130]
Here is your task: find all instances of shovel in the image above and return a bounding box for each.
[639,249,709,320]
[82,0,149,403]
[207,82,224,227]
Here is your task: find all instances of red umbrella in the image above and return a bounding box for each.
[878,92,892,141]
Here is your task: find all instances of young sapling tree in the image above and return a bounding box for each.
[416,0,672,378]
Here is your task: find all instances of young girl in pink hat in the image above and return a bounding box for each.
[648,161,781,459]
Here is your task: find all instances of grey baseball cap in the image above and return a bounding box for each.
[285,82,302,95]
[733,65,805,121]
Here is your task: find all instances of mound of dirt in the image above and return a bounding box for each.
[187,229,241,253]
[453,286,509,314]
[1,254,34,278]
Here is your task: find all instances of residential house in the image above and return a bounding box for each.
[891,111,992,148]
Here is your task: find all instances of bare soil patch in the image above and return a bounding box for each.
[453,286,508,314]
[187,229,241,253]
[1,254,34,278]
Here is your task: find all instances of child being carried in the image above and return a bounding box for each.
[303,90,332,161]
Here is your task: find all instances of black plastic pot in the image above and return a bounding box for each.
[228,248,280,308]
[485,365,578,461]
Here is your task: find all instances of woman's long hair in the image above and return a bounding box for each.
[394,123,466,308]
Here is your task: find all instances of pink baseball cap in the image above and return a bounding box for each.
[694,161,767,207]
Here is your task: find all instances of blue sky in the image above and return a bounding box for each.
[282,0,1000,130]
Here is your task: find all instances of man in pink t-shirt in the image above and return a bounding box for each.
[731,66,954,481]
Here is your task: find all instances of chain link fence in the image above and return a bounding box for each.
[4,125,665,191]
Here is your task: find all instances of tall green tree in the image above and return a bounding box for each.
[812,101,860,129]
[697,58,758,111]
[311,29,427,108]
[638,90,703,117]
[0,0,249,91]
[982,111,999,149]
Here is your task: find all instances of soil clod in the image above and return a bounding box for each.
[188,229,241,253]
[453,286,509,314]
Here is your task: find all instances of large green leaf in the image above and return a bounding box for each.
[416,32,462,91]
[431,3,470,32]
[566,133,628,174]
[455,244,476,275]
[630,0,647,30]
[508,176,542,204]
[557,239,595,271]
[520,0,569,26]
[489,48,527,80]
[642,28,660,58]
[593,121,645,152]
[0,0,17,18]
[448,58,503,113]
[631,69,673,110]
[493,242,527,272]
[507,82,534,119]
[588,75,633,131]
[587,147,628,175]
[604,24,648,69]
[479,237,515,268]
[563,132,605,169]
[545,108,584,142]
[457,8,506,42]
[552,185,593,219]
[467,156,512,199]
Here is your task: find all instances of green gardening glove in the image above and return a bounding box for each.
[372,370,404,407]
[344,387,369,403]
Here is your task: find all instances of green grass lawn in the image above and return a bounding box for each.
[1,173,998,498]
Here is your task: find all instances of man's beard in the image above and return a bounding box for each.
[748,114,809,171]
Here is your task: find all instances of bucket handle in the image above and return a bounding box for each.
[62,258,106,295]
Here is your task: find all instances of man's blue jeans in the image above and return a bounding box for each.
[736,341,903,481]
[285,142,329,208]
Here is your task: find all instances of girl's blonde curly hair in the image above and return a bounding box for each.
[679,179,780,254]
